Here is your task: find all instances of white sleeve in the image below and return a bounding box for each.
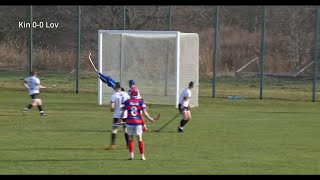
[36,78,40,85]
[110,93,115,103]
[187,89,192,98]
[125,93,130,101]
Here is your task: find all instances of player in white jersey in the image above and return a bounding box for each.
[104,82,131,150]
[177,81,194,133]
[22,71,47,116]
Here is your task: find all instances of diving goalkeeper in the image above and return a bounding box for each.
[88,53,117,90]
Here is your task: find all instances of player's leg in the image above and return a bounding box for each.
[135,125,146,160]
[122,119,129,149]
[126,125,135,160]
[104,118,119,150]
[178,107,189,133]
[22,94,37,113]
[36,94,46,116]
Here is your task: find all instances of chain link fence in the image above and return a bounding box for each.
[0,6,319,101]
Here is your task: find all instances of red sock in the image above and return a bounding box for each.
[138,141,144,154]
[128,140,134,153]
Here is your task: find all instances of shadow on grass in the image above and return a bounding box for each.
[0,158,130,162]
[0,147,103,151]
[0,113,38,116]
[151,130,181,133]
[256,111,320,114]
[0,129,110,133]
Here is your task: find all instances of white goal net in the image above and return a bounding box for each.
[98,30,199,107]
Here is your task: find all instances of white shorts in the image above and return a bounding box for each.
[126,124,143,136]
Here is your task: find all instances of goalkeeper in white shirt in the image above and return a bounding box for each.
[177,81,194,133]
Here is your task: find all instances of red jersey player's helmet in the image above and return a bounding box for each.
[130,87,139,98]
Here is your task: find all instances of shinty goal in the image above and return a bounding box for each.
[98,30,199,107]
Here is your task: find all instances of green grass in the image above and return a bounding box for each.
[1,71,320,174]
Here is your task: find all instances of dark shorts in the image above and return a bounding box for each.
[113,118,127,128]
[178,103,189,113]
[30,93,40,99]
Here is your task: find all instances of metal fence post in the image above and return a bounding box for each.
[213,6,219,98]
[76,6,81,93]
[123,6,126,30]
[312,6,319,102]
[259,6,266,99]
[165,6,172,96]
[29,6,33,75]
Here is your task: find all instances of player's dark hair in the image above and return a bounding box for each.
[189,81,194,88]
[115,82,121,89]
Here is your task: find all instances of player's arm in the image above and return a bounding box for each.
[36,79,47,88]
[187,93,192,108]
[23,80,29,89]
[182,96,191,106]
[110,94,115,112]
[39,84,47,88]
[116,109,126,124]
[183,90,192,102]
[98,73,117,90]
[142,110,156,123]
[183,94,191,101]
[116,100,127,124]
[110,102,115,112]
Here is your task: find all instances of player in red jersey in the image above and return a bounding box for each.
[117,88,159,160]
[127,80,148,132]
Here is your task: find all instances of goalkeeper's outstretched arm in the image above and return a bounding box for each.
[97,72,117,90]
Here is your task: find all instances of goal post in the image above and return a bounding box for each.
[98,30,199,107]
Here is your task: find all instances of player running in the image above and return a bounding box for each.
[177,81,194,133]
[22,71,47,116]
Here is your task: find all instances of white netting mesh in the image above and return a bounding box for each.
[99,31,198,107]
[179,33,199,107]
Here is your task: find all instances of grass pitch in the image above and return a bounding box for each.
[1,72,320,174]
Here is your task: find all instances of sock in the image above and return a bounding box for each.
[26,104,32,110]
[128,140,134,153]
[111,133,116,145]
[37,105,43,112]
[138,141,144,155]
[180,119,188,128]
[124,133,129,146]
